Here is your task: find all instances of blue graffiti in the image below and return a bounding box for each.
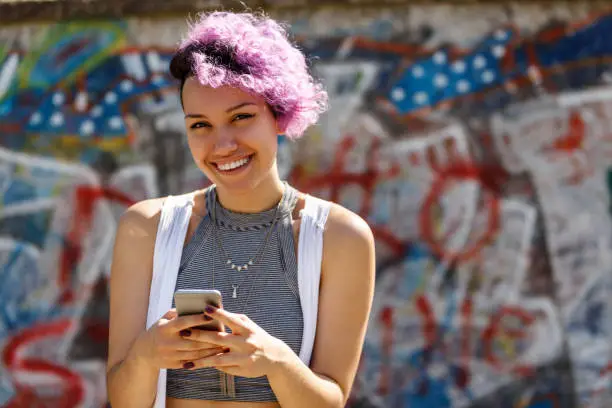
[0,25,177,160]
[388,14,612,114]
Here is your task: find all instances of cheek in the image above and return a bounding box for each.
[251,138,277,161]
[239,127,276,155]
[187,134,210,151]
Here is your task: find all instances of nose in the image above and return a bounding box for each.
[212,130,238,156]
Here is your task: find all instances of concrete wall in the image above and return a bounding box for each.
[1,3,612,407]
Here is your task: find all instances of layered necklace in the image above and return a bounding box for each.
[209,182,290,301]
[207,182,292,398]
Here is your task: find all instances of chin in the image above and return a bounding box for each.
[206,166,261,194]
[215,178,261,194]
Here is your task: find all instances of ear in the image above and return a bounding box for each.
[275,120,283,136]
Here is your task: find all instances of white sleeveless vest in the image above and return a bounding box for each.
[145,192,331,407]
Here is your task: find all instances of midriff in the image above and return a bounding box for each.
[167,397,281,408]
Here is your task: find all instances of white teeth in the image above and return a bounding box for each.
[217,157,250,171]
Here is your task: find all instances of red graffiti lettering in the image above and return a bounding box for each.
[415,295,537,378]
[482,306,536,376]
[378,307,394,396]
[420,160,506,262]
[2,320,84,407]
[59,185,135,303]
[460,296,473,364]
[415,295,437,346]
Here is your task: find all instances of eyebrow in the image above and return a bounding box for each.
[184,102,256,119]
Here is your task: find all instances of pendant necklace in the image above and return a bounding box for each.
[210,182,286,300]
[208,183,289,399]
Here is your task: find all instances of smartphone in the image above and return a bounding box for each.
[174,289,224,331]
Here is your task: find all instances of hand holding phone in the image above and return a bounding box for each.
[174,289,224,331]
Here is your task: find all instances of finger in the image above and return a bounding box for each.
[176,347,226,362]
[161,308,178,321]
[169,313,212,331]
[163,358,187,370]
[186,351,246,370]
[183,329,244,347]
[204,306,250,333]
[170,337,221,351]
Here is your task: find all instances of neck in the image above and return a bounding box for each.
[214,177,286,214]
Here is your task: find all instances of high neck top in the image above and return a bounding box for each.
[205,182,299,231]
[167,182,303,403]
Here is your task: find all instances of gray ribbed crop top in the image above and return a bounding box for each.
[166,183,303,403]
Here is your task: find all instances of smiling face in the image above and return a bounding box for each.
[182,77,281,195]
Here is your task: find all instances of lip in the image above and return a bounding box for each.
[211,154,254,173]
[210,154,254,167]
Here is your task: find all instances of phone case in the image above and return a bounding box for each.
[174,289,224,331]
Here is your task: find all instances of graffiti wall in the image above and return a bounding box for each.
[2,3,612,407]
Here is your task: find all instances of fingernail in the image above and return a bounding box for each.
[179,329,191,337]
[183,362,195,369]
[205,305,216,314]
[203,315,213,321]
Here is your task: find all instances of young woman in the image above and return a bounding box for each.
[106,11,375,408]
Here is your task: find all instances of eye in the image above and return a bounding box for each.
[232,113,255,122]
[190,121,211,129]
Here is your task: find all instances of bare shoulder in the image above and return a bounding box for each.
[312,197,376,283]
[110,195,170,290]
[117,196,166,234]
[323,201,375,253]
[293,190,374,253]
[112,191,199,273]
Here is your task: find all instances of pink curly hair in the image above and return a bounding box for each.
[169,11,328,139]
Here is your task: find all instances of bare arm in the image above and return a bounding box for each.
[106,199,163,408]
[267,204,376,407]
